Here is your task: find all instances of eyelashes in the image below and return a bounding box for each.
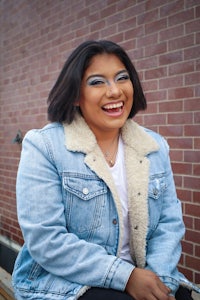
[116,73,130,81]
[87,77,105,86]
[87,72,130,86]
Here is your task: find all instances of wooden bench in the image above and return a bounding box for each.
[0,267,15,300]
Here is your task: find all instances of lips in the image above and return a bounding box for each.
[102,101,124,112]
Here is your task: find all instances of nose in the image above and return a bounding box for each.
[106,82,122,98]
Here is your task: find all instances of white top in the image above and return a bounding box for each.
[109,136,133,263]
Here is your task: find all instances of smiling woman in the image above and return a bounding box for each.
[12,40,198,300]
[78,53,134,141]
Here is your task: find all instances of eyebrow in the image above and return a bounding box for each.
[86,69,128,81]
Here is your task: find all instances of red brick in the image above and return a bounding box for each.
[183,215,194,229]
[184,99,200,111]
[193,164,200,176]
[178,266,193,282]
[169,34,194,52]
[159,24,184,41]
[143,80,158,92]
[168,87,193,100]
[169,149,183,162]
[136,56,158,70]
[145,66,167,80]
[145,102,158,114]
[173,174,183,187]
[177,189,192,202]
[185,255,200,271]
[184,176,200,190]
[185,19,200,34]
[137,8,159,25]
[172,162,192,174]
[124,26,144,40]
[195,272,200,284]
[118,17,136,31]
[193,191,200,203]
[168,138,193,149]
[137,33,158,48]
[100,4,117,18]
[160,1,184,18]
[184,45,200,60]
[169,61,194,76]
[145,90,167,102]
[144,1,166,11]
[182,240,194,255]
[144,42,167,57]
[185,72,200,86]
[159,50,183,66]
[159,76,183,89]
[145,19,167,35]
[168,8,194,26]
[185,125,200,137]
[144,114,167,126]
[168,112,193,124]
[194,112,200,124]
[159,100,183,112]
[185,230,200,244]
[159,125,183,137]
[185,204,200,218]
[195,218,200,231]
[124,2,145,18]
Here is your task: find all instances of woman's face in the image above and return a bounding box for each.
[78,53,134,137]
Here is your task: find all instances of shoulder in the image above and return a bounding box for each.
[22,123,65,155]
[143,127,169,153]
[24,122,64,141]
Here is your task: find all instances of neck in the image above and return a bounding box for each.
[96,130,120,167]
[96,130,119,148]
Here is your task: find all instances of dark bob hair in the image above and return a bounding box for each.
[47,40,147,123]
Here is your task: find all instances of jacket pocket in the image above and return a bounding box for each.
[147,174,167,239]
[62,172,107,238]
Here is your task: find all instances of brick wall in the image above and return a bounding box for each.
[0,0,199,283]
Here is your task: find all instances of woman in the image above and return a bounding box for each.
[12,40,198,300]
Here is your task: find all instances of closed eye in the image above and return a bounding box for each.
[115,72,130,82]
[87,76,106,86]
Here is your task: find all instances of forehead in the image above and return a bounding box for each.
[84,53,126,76]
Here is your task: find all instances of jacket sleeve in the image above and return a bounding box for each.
[16,129,134,290]
[145,136,185,295]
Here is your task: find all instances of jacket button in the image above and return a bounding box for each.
[112,219,118,225]
[153,188,158,196]
[82,188,89,195]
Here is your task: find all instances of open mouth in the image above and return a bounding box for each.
[102,101,124,113]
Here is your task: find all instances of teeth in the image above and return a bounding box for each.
[103,101,123,109]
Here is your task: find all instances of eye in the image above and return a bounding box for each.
[115,72,130,82]
[87,77,106,86]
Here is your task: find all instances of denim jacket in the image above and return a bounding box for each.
[12,113,200,299]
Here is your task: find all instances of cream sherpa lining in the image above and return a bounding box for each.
[63,113,159,267]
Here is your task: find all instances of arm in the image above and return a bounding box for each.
[16,129,134,290]
[145,137,185,295]
[125,137,181,300]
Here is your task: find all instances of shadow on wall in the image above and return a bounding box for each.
[0,243,18,274]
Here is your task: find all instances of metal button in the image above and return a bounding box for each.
[153,188,158,196]
[82,188,89,195]
[112,219,117,225]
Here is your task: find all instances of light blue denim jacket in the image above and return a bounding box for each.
[12,114,199,299]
